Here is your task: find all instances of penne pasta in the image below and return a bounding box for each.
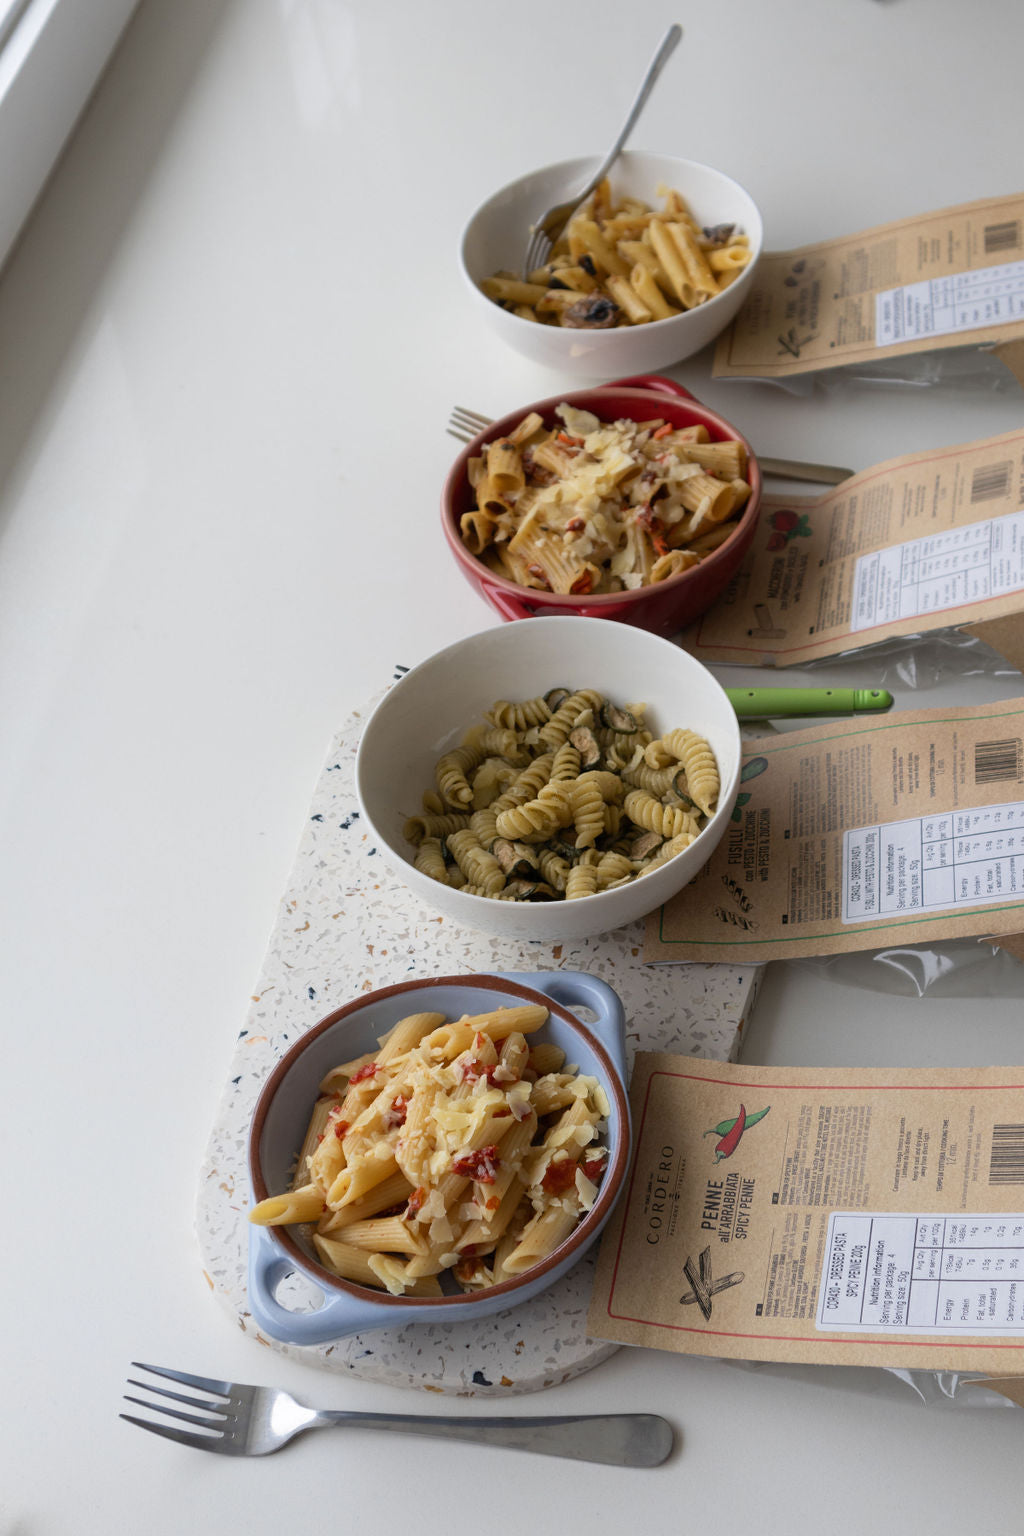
[480,178,752,331]
[250,1005,613,1297]
[249,1183,326,1226]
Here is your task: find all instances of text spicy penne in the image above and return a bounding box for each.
[249,1006,611,1296]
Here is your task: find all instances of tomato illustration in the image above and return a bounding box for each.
[766,508,812,548]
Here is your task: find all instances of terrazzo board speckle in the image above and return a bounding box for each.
[197,686,763,1396]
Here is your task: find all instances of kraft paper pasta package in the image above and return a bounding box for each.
[587,1051,1024,1405]
[680,427,1024,673]
[712,191,1024,391]
[643,697,1024,968]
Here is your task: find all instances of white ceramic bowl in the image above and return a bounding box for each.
[459,150,762,376]
[355,617,741,943]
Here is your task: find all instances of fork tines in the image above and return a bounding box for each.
[447,406,494,445]
[120,1362,237,1452]
[522,232,552,279]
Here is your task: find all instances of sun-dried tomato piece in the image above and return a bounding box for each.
[404,1186,427,1218]
[461,1059,501,1085]
[452,1145,500,1184]
[541,1156,578,1195]
[384,1096,408,1128]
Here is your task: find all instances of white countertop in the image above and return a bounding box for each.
[4,1,1024,1529]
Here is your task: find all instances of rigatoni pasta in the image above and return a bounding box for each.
[462,403,751,596]
[249,1005,610,1296]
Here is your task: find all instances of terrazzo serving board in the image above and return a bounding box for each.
[196,684,763,1397]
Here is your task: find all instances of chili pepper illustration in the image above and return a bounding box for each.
[713,1104,746,1161]
[705,1103,772,1163]
[704,1105,771,1140]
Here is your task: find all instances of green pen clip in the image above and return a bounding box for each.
[725,687,894,719]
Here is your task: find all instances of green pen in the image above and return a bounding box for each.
[724,687,893,719]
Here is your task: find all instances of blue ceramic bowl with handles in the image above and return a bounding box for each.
[247,970,630,1345]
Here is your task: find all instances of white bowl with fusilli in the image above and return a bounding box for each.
[355,618,741,942]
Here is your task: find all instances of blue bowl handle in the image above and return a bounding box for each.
[247,1226,384,1344]
[496,969,628,1086]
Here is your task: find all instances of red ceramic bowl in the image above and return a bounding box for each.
[442,373,762,638]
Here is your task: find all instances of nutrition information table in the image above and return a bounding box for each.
[818,1213,1024,1334]
[842,799,1024,922]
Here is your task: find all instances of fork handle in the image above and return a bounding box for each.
[311,1410,673,1467]
[577,25,682,195]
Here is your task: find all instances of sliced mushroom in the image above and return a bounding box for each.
[629,830,664,861]
[702,223,736,246]
[569,725,602,771]
[561,293,621,330]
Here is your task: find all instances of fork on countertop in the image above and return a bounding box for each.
[121,1363,675,1466]
[448,405,853,486]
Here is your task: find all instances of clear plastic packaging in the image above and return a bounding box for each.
[752,343,1023,398]
[730,552,1024,1401]
[721,1360,1020,1408]
[805,627,1020,689]
[794,937,1024,998]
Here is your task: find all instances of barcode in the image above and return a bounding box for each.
[989,1124,1024,1184]
[984,221,1021,255]
[970,462,1012,502]
[974,738,1022,784]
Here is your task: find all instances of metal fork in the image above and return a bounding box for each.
[448,405,853,486]
[121,1363,674,1466]
[522,24,682,277]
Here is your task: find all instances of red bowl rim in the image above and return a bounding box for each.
[441,381,762,613]
[248,972,630,1311]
